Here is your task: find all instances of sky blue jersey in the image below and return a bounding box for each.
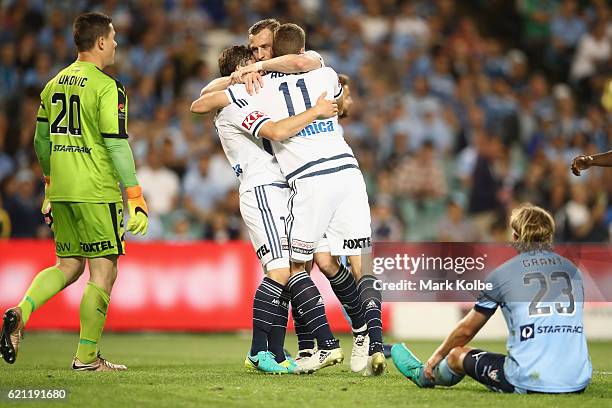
[475,248,592,393]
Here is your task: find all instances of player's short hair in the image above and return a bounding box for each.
[338,74,351,119]
[510,203,555,245]
[248,18,280,36]
[339,74,350,87]
[218,45,252,77]
[272,23,305,57]
[73,12,113,52]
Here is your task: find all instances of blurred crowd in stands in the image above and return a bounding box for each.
[0,0,610,243]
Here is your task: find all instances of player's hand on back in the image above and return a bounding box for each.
[243,72,264,95]
[229,69,264,95]
[229,70,243,85]
[235,62,261,78]
[125,186,149,235]
[571,155,593,176]
[314,91,338,119]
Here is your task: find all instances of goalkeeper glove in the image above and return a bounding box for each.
[126,185,149,235]
[41,176,53,231]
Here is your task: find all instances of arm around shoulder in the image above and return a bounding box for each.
[190,91,231,114]
[200,77,231,96]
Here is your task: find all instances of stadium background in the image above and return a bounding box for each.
[0,0,611,338]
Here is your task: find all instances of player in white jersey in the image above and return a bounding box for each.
[237,21,380,375]
[201,20,373,374]
[242,23,381,374]
[199,22,384,375]
[190,45,338,374]
[237,24,386,376]
[195,54,346,374]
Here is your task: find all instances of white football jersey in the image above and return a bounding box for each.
[214,90,286,195]
[227,67,357,183]
[304,49,325,67]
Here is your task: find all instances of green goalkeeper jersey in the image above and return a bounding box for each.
[37,60,128,203]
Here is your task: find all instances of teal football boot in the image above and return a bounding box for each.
[391,343,432,387]
[245,351,289,374]
[279,358,298,374]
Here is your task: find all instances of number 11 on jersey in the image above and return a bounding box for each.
[279,79,312,116]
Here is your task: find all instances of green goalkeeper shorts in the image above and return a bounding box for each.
[52,202,126,258]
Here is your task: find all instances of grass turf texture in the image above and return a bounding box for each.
[0,333,610,407]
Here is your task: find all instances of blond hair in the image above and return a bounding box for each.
[510,203,555,244]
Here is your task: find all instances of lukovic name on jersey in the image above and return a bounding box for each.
[56,74,88,87]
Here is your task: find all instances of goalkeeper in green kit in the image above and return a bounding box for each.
[0,12,148,371]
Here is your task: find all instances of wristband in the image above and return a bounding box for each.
[126,185,143,199]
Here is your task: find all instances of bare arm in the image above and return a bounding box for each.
[238,53,322,78]
[571,150,612,176]
[190,91,230,114]
[587,150,612,167]
[424,309,490,377]
[200,77,232,96]
[432,309,490,357]
[261,53,322,73]
[259,92,337,142]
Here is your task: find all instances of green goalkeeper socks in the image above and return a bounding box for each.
[17,266,66,325]
[76,282,110,364]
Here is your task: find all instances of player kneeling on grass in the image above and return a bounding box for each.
[0,13,148,371]
[392,203,592,394]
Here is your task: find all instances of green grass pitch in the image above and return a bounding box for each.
[0,333,610,407]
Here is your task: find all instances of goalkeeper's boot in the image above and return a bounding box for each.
[72,352,127,372]
[364,351,387,376]
[391,343,430,386]
[0,307,24,364]
[294,347,344,374]
[246,351,288,374]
